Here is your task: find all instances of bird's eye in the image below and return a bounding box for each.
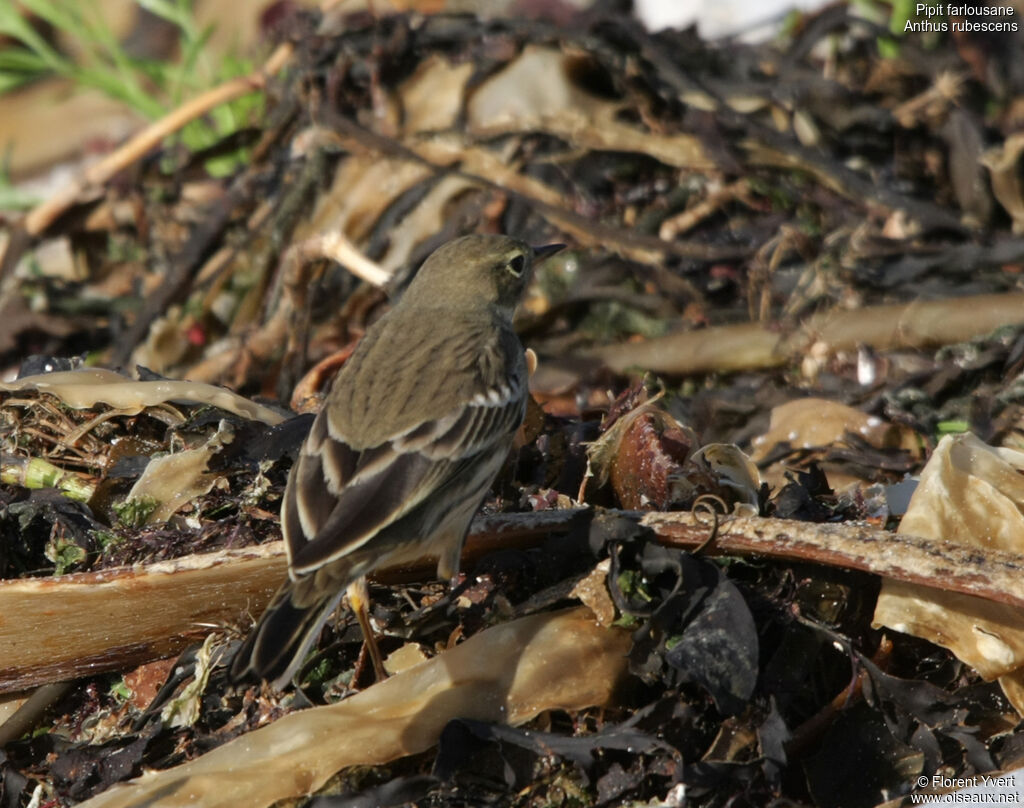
[506,254,526,277]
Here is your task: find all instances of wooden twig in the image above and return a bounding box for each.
[642,511,1024,610]
[313,231,391,287]
[0,510,588,693]
[5,507,1024,692]
[658,179,753,240]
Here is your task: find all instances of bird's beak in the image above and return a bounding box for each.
[531,243,566,261]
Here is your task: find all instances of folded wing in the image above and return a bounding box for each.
[284,379,525,576]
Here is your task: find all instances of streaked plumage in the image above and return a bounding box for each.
[230,234,562,687]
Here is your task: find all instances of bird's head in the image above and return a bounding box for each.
[404,234,564,318]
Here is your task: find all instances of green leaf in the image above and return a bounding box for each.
[45,532,87,575]
[113,496,159,528]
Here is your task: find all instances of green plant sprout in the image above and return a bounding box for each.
[0,0,262,175]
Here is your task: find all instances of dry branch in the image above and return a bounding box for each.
[642,511,1024,610]
[4,507,1024,693]
[0,544,285,693]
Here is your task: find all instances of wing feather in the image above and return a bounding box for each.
[285,384,525,576]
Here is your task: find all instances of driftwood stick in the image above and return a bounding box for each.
[2,508,1022,692]
[642,512,1024,610]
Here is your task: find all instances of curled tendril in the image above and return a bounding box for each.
[691,494,728,556]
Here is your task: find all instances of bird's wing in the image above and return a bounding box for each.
[283,375,525,576]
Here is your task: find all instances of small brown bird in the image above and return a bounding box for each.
[230,234,564,687]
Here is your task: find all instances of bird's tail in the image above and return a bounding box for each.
[229,580,343,689]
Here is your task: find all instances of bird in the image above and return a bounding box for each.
[230,234,564,688]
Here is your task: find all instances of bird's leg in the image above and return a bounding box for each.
[346,577,387,682]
